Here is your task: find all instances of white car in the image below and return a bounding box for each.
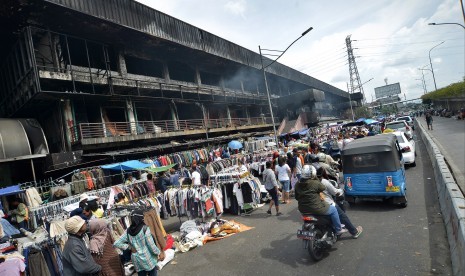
[394,131,416,167]
[385,120,413,139]
[396,115,414,130]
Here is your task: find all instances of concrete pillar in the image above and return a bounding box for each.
[163,63,170,82]
[117,50,128,78]
[62,99,74,151]
[226,106,232,126]
[245,107,251,124]
[195,67,201,86]
[100,106,108,137]
[170,101,179,130]
[126,99,137,134]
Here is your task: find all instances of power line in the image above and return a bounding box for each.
[353,31,464,41]
[299,57,349,72]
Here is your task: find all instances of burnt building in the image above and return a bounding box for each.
[0,0,351,182]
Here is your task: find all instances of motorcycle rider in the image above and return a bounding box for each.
[294,165,348,235]
[317,167,363,239]
[317,152,339,181]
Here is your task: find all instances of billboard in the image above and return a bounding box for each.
[374,83,401,99]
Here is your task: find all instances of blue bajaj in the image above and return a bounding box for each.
[342,134,407,207]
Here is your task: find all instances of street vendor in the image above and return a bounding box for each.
[8,198,28,230]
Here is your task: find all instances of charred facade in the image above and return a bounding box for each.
[0,0,350,178]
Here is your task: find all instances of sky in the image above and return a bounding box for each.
[136,0,465,103]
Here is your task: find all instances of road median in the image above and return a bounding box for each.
[415,119,465,276]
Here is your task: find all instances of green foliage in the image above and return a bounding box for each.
[354,106,371,118]
[421,81,465,100]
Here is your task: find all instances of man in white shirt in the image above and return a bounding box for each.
[191,165,201,186]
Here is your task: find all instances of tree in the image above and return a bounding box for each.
[354,106,371,119]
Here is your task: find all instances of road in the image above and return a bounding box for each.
[416,115,465,194]
[161,136,452,275]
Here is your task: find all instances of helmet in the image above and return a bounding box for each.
[301,165,316,179]
[317,153,326,163]
[308,154,319,163]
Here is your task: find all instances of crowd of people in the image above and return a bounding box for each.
[262,132,364,239]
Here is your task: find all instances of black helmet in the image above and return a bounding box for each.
[309,154,319,163]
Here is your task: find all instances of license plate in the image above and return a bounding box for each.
[297,230,314,240]
[386,186,400,192]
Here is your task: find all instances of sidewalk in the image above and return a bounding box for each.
[416,115,465,194]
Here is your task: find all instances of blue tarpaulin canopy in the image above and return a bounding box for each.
[101,160,153,171]
[0,185,23,197]
[364,119,379,125]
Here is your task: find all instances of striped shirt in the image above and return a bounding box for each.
[113,226,160,272]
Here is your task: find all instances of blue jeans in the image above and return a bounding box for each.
[335,204,357,235]
[324,204,343,232]
[280,180,291,192]
[296,174,301,180]
[138,268,157,276]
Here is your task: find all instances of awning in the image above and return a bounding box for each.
[0,185,24,197]
[101,160,153,170]
[145,164,177,173]
[364,119,379,125]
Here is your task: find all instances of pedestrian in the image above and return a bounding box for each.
[425,112,433,130]
[125,173,135,185]
[191,164,201,186]
[169,168,180,187]
[89,219,124,276]
[113,210,161,276]
[8,198,28,230]
[146,173,155,194]
[275,156,291,204]
[62,216,102,276]
[262,161,282,216]
[156,172,170,193]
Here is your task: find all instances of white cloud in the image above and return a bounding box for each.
[224,0,247,17]
[135,0,464,102]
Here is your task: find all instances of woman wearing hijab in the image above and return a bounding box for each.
[113,210,161,276]
[89,219,124,276]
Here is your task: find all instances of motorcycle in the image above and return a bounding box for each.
[297,214,338,261]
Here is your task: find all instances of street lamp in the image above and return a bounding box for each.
[428,22,465,29]
[259,27,313,145]
[428,41,444,91]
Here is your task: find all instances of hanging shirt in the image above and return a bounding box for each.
[233,183,244,207]
[0,258,25,276]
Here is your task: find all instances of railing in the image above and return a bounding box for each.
[70,117,276,143]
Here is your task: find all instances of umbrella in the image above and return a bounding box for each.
[356,118,366,123]
[266,141,277,147]
[228,140,243,150]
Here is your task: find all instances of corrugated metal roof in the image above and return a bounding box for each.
[43,0,348,98]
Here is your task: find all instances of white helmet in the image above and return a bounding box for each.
[301,165,316,179]
[317,152,326,163]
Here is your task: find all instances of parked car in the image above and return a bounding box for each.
[385,120,413,139]
[395,115,414,130]
[393,131,416,167]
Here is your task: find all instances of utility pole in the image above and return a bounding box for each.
[346,35,366,105]
[346,82,355,121]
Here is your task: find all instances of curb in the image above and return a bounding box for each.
[415,120,465,276]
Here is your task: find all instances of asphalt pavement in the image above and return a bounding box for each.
[160,135,452,276]
[416,115,465,194]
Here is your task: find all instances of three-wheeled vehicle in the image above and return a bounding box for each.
[342,134,407,207]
